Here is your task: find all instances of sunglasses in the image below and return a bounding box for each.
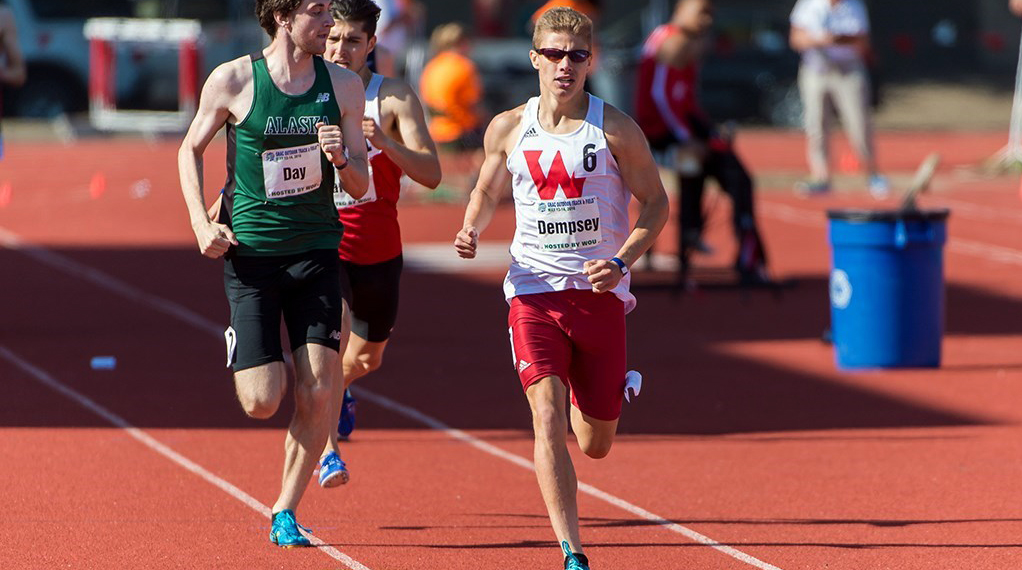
[533,47,592,63]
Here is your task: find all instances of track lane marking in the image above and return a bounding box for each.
[2,224,786,569]
[759,201,1022,268]
[0,345,371,570]
[353,388,784,570]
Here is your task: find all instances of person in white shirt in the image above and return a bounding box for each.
[453,8,668,569]
[790,0,888,198]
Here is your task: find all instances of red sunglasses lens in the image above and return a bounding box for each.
[537,48,591,63]
[567,50,590,62]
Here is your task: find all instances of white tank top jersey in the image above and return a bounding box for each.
[334,73,384,209]
[503,94,636,313]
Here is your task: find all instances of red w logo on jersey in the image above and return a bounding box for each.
[524,150,586,200]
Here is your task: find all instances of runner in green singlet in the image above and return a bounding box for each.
[177,0,369,548]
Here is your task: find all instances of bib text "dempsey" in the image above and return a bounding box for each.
[537,217,600,236]
[264,115,330,136]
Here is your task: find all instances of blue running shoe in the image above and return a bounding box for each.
[269,510,311,548]
[318,451,349,488]
[562,541,590,570]
[337,388,357,440]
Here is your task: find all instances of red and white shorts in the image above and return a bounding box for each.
[508,288,627,421]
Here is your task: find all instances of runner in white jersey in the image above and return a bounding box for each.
[454,8,668,569]
[504,94,637,311]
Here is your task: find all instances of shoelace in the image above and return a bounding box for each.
[323,454,347,470]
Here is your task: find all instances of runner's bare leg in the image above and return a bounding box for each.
[527,376,583,555]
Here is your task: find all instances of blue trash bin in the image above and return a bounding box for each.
[827,208,949,369]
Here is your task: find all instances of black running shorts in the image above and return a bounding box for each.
[223,249,348,372]
[342,254,403,343]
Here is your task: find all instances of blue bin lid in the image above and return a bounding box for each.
[827,208,950,222]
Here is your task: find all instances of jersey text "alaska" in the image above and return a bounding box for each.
[264,115,330,135]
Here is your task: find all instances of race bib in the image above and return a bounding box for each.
[535,196,602,251]
[262,142,323,199]
[334,162,377,209]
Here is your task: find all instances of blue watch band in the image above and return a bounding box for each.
[610,257,628,275]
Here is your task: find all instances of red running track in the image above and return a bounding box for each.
[1,131,1022,570]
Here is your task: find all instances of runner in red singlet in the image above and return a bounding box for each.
[316,0,441,488]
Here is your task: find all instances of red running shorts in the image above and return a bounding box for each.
[508,288,627,421]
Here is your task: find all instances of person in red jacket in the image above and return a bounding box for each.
[635,0,769,285]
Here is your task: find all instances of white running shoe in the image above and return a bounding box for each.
[869,174,891,199]
[624,370,642,403]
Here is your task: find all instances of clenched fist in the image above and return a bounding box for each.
[583,258,624,293]
[316,121,347,167]
[454,226,478,259]
[193,220,238,259]
[362,117,388,150]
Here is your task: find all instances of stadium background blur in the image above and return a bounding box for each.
[3,0,1021,132]
[4,3,1022,568]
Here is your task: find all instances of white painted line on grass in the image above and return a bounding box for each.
[0,344,370,570]
[1,226,784,570]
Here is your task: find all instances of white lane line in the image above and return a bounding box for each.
[0,226,221,336]
[947,238,1022,267]
[759,201,1022,268]
[929,197,1022,224]
[758,202,825,229]
[353,388,784,570]
[1,224,785,570]
[0,345,370,570]
[403,242,511,272]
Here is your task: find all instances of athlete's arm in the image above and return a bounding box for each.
[323,64,369,198]
[454,108,520,259]
[791,25,868,56]
[656,29,704,70]
[583,105,669,292]
[370,79,441,189]
[789,25,827,52]
[178,61,244,258]
[0,7,26,87]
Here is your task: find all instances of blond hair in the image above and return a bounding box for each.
[532,7,593,49]
[430,22,467,53]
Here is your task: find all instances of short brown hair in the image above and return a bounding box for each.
[331,0,382,38]
[256,0,303,37]
[532,7,593,49]
[430,22,467,53]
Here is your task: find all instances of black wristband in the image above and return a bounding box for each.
[335,160,348,172]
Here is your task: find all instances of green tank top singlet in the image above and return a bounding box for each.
[222,52,343,256]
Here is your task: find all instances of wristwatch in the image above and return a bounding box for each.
[610,257,628,276]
